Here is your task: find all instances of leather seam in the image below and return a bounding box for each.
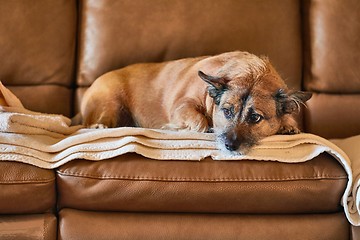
[0,177,56,184]
[56,171,347,182]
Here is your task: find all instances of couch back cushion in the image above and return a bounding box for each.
[303,0,360,138]
[75,0,303,111]
[0,0,76,116]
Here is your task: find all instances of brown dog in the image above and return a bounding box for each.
[80,51,312,153]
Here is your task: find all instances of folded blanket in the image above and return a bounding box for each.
[0,82,82,138]
[1,81,360,226]
[331,135,360,225]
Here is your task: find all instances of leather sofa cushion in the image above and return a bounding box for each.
[0,0,76,116]
[305,93,360,138]
[0,213,57,240]
[58,209,349,240]
[302,0,360,137]
[9,86,73,117]
[0,0,76,87]
[0,162,56,214]
[57,153,347,214]
[303,0,360,93]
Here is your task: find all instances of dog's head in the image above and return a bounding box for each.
[199,52,312,154]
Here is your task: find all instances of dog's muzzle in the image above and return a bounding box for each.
[222,131,241,151]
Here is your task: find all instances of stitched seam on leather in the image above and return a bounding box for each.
[0,178,56,184]
[56,171,347,182]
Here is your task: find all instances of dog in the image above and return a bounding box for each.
[79,51,312,153]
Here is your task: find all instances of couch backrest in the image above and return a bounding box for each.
[0,0,77,117]
[302,0,360,138]
[0,0,359,139]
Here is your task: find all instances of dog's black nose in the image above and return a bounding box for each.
[224,133,241,151]
[224,140,239,151]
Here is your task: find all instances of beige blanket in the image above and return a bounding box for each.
[1,81,360,226]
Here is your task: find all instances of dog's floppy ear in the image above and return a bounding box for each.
[198,71,229,89]
[198,71,229,105]
[275,89,312,115]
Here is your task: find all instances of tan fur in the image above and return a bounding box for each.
[80,51,312,153]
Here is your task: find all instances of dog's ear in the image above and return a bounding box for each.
[198,71,229,89]
[198,71,229,105]
[275,89,312,115]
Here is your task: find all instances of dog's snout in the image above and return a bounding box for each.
[224,131,241,151]
[225,140,239,151]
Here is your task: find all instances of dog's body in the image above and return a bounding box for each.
[80,51,311,153]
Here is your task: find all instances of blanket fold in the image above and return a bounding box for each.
[0,82,82,138]
[0,81,360,226]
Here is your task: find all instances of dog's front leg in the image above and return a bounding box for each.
[166,98,210,132]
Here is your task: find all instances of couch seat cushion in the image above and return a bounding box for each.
[56,153,347,214]
[58,209,349,240]
[0,213,57,240]
[0,162,56,214]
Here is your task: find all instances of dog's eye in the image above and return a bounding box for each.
[222,108,233,119]
[249,113,263,124]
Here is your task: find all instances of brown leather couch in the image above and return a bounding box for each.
[1,0,359,239]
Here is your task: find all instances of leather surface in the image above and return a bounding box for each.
[0,0,76,86]
[0,0,76,116]
[0,162,56,214]
[0,213,57,240]
[57,153,347,214]
[352,226,360,240]
[303,0,360,93]
[8,86,72,117]
[73,87,86,116]
[58,209,349,240]
[77,0,302,91]
[305,93,360,138]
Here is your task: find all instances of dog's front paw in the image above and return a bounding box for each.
[164,117,209,133]
[277,125,300,135]
[183,117,210,132]
[89,123,108,129]
[162,123,183,131]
